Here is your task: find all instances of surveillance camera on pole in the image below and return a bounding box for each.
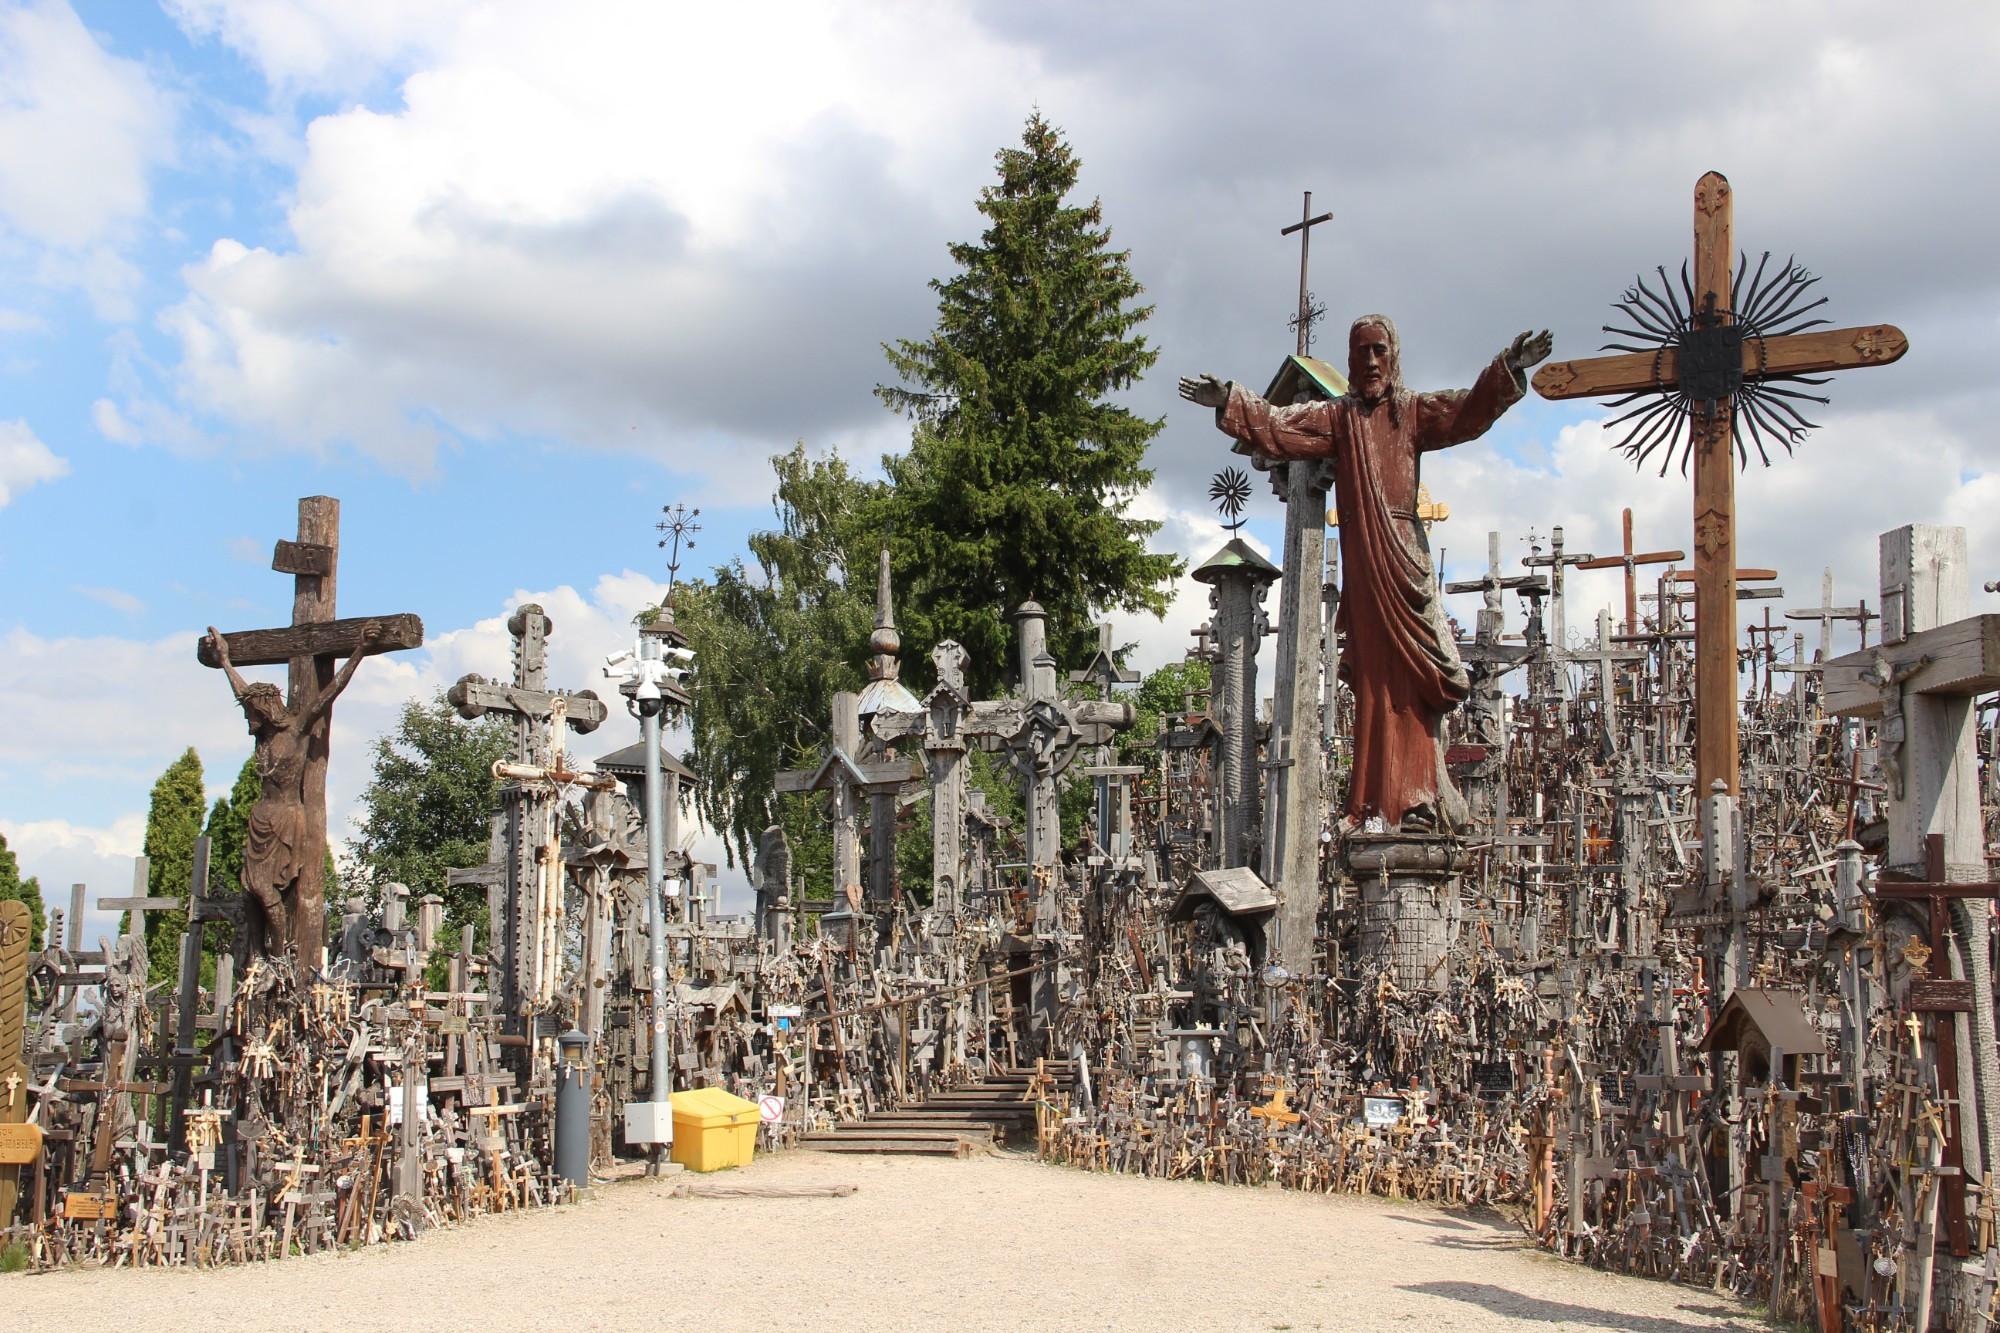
[603,613,694,1171]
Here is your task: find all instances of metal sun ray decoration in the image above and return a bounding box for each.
[1598,250,1833,476]
[656,502,701,595]
[1208,467,1253,533]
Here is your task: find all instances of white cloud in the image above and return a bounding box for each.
[0,417,65,506]
[153,0,1060,479]
[73,585,145,616]
[167,0,467,95]
[0,813,146,950]
[0,1,174,316]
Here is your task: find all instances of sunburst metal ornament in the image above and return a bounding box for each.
[1598,251,1833,476]
[656,502,701,595]
[1208,467,1253,532]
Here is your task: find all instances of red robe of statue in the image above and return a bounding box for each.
[1216,354,1526,830]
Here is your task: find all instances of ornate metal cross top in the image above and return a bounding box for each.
[655,502,701,595]
[1594,252,1850,474]
[1532,171,1909,799]
[1281,190,1334,356]
[1208,467,1253,532]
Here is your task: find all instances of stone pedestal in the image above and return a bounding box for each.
[1342,832,1462,992]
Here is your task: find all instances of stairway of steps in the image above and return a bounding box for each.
[799,1062,1074,1158]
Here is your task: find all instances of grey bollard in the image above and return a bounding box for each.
[555,1029,591,1188]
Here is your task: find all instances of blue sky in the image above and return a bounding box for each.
[4,1,1997,928]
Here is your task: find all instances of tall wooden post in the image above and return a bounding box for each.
[1690,173,1739,796]
[290,497,340,959]
[0,901,32,1227]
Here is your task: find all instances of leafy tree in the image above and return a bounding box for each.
[878,111,1182,699]
[1124,659,1211,763]
[674,444,889,870]
[345,691,511,935]
[139,747,206,982]
[0,831,46,953]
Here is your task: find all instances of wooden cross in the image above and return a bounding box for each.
[1576,508,1683,637]
[1521,527,1594,702]
[1282,190,1334,355]
[1534,172,1907,796]
[1785,568,1863,663]
[197,497,424,962]
[1824,524,2000,1257]
[1561,607,1648,739]
[1865,835,2000,1258]
[448,604,606,1020]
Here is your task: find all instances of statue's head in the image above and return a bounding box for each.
[240,681,285,730]
[1348,314,1402,406]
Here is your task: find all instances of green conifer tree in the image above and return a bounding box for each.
[139,747,206,982]
[879,111,1182,699]
[0,831,47,953]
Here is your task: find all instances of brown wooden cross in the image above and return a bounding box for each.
[1575,508,1682,637]
[1534,172,1907,795]
[196,497,423,962]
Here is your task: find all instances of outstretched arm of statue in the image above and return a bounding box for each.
[302,619,384,726]
[1177,374,1229,409]
[206,626,256,700]
[1416,330,1553,454]
[1184,373,1335,460]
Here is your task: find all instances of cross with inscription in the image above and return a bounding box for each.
[1534,172,1907,796]
[197,497,423,963]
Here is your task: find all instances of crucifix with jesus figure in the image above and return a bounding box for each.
[198,497,424,964]
[1533,172,1907,796]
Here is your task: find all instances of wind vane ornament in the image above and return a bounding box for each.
[656,502,701,598]
[1533,171,1908,797]
[1209,467,1253,532]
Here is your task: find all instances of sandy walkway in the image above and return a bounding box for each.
[6,1149,1765,1332]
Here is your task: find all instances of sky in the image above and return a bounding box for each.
[3,1,1997,934]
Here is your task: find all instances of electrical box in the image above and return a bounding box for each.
[623,1099,674,1145]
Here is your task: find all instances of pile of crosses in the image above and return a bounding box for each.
[0,499,567,1268]
[1034,516,2000,1332]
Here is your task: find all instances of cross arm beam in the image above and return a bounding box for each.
[198,613,424,668]
[447,677,607,730]
[1577,550,1683,571]
[1824,614,2000,716]
[1531,325,1908,401]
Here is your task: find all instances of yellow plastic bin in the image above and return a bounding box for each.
[668,1088,759,1172]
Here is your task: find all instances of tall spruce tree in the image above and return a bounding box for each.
[0,830,47,953]
[139,747,206,982]
[879,111,1182,699]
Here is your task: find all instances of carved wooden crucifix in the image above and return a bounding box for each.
[1533,172,1907,796]
[197,497,424,963]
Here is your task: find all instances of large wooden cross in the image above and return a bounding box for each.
[197,497,423,962]
[1534,173,1907,795]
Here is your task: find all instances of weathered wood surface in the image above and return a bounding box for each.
[197,612,425,668]
[1532,324,1909,399]
[449,678,607,728]
[1823,613,2000,716]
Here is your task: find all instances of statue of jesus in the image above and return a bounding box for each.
[205,620,380,959]
[1181,316,1551,834]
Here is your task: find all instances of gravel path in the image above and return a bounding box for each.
[5,1150,1766,1332]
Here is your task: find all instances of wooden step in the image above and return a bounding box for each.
[800,1134,971,1158]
